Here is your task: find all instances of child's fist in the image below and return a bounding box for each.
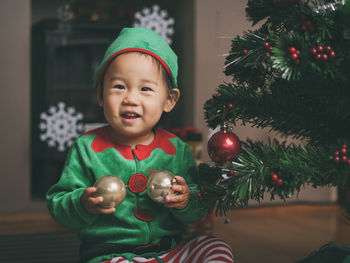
[81,187,116,214]
[164,176,190,210]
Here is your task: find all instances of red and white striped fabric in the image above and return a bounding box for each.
[103,236,234,263]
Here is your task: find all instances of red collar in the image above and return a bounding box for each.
[83,126,177,160]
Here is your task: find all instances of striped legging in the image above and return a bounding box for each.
[103,236,234,263]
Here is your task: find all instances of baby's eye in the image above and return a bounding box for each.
[141,87,152,92]
[114,84,125,90]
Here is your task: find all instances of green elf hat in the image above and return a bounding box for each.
[94,27,178,89]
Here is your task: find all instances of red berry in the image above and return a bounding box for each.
[311,48,317,55]
[296,50,300,55]
[271,173,278,181]
[341,148,347,155]
[264,42,270,48]
[243,49,248,55]
[317,45,324,52]
[269,46,273,51]
[294,59,300,65]
[330,51,335,57]
[228,103,234,109]
[316,54,322,60]
[342,155,348,163]
[216,93,221,98]
[229,170,237,176]
[334,156,340,163]
[347,159,350,166]
[277,178,283,185]
[322,54,328,61]
[301,25,307,31]
[291,53,298,59]
[288,47,296,53]
[342,144,347,149]
[265,52,270,56]
[326,46,332,52]
[334,151,340,156]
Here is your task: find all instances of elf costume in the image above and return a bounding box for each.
[47,126,207,262]
[46,27,234,263]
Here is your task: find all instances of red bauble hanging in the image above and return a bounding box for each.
[207,130,241,164]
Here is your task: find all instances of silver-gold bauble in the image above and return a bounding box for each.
[147,171,177,203]
[93,175,126,208]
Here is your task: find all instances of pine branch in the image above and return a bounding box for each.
[199,139,350,215]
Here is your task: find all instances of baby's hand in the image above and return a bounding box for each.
[164,176,190,210]
[81,187,116,214]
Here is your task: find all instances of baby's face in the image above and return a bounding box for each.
[99,52,176,145]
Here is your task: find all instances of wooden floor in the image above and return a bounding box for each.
[213,204,350,263]
[1,204,350,263]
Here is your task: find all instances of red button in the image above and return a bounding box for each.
[128,173,148,193]
[134,209,154,222]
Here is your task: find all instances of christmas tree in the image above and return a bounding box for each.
[199,0,350,219]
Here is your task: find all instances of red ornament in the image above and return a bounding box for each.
[216,93,221,98]
[265,52,270,56]
[316,54,322,60]
[342,156,348,163]
[243,49,248,55]
[334,156,340,163]
[330,51,336,57]
[311,48,317,55]
[301,25,307,31]
[347,159,350,166]
[294,59,300,65]
[228,103,234,109]
[322,54,328,61]
[277,178,283,185]
[264,42,270,48]
[207,130,241,164]
[325,46,332,52]
[342,144,347,149]
[334,151,340,156]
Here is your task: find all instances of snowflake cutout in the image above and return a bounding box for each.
[133,5,175,44]
[39,102,83,152]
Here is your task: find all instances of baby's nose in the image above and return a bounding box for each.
[123,90,139,105]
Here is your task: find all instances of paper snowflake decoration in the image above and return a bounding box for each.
[39,102,83,152]
[133,5,175,44]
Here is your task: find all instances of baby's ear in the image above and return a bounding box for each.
[164,88,180,112]
[97,85,104,107]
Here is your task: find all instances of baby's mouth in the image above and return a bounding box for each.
[122,113,140,119]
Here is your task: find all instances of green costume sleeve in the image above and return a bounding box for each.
[169,143,207,224]
[46,141,99,229]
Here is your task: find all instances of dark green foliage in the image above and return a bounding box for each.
[200,0,350,215]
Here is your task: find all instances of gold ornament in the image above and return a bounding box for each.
[93,175,126,208]
[147,171,178,203]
